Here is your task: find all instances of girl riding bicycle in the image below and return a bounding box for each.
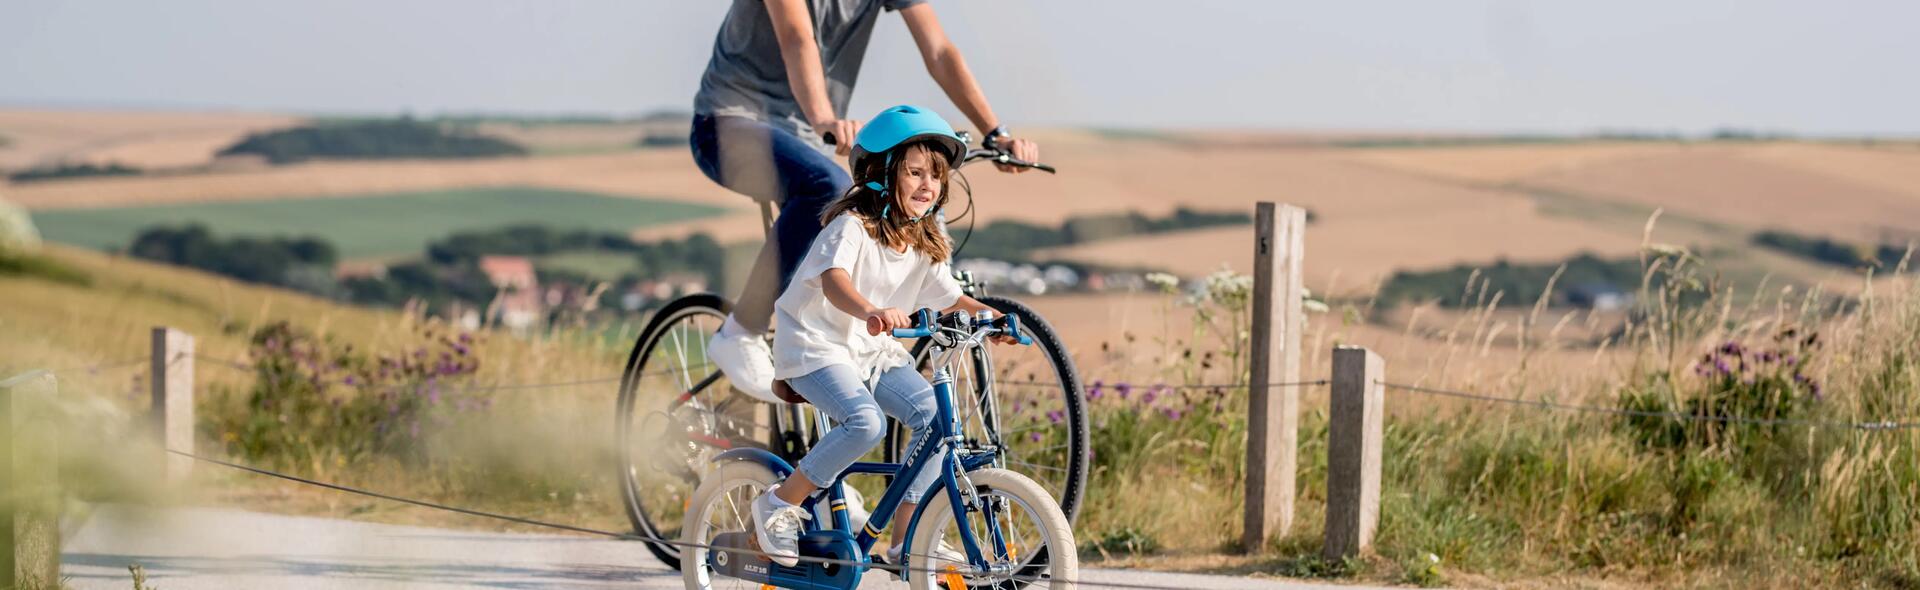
[750,105,1008,567]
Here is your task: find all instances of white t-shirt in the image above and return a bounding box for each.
[773,213,964,380]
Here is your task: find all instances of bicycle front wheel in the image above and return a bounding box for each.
[908,468,1078,590]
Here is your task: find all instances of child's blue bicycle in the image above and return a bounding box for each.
[616,139,1087,571]
[681,308,1078,590]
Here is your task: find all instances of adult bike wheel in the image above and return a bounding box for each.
[890,295,1088,524]
[617,293,774,569]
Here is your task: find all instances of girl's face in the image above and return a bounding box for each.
[892,146,943,219]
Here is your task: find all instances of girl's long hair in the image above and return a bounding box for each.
[818,140,954,263]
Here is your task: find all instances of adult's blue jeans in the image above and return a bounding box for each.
[786,363,942,503]
[689,114,852,333]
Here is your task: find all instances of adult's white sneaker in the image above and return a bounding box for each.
[708,327,780,404]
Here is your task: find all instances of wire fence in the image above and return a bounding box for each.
[194,352,1332,399]
[164,448,1193,590]
[994,378,1329,391]
[42,357,146,376]
[1379,380,1920,432]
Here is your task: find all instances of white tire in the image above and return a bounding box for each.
[908,468,1077,590]
[682,461,781,590]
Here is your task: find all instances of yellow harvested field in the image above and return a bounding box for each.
[1021,291,1627,398]
[10,110,1920,301]
[1036,195,1639,292]
[8,151,743,211]
[0,109,301,170]
[1527,145,1920,242]
[1334,142,1688,185]
[1738,142,1920,201]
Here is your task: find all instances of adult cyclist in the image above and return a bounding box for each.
[692,0,1040,401]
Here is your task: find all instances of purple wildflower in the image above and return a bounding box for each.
[344,375,358,386]
[1047,410,1064,424]
[1088,380,1104,401]
[1142,389,1159,406]
[1117,383,1133,400]
[1162,407,1183,420]
[1029,432,1042,443]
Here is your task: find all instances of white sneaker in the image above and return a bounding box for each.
[708,325,779,403]
[752,490,811,567]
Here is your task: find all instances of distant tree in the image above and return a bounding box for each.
[219,119,527,164]
[1377,253,1649,308]
[8,162,141,183]
[127,224,338,291]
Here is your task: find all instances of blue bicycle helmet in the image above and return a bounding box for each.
[850,105,965,173]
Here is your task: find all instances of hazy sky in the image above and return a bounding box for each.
[4,1,1916,134]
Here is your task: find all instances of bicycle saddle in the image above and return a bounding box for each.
[772,380,808,404]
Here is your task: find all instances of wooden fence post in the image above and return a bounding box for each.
[152,327,195,482]
[3,370,60,590]
[1325,346,1384,560]
[1243,202,1306,552]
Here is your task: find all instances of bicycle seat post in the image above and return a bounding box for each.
[759,200,777,236]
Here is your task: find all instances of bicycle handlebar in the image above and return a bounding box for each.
[963,148,1056,174]
[889,309,939,339]
[819,133,1056,174]
[889,308,1033,346]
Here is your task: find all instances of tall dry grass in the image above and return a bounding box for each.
[13,228,1920,586]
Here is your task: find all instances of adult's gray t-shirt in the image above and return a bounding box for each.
[694,0,926,148]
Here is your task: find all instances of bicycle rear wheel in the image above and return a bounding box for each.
[890,295,1088,523]
[616,293,773,569]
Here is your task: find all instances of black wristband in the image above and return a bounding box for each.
[985,125,1010,148]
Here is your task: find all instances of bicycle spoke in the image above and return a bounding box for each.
[672,323,694,392]
[1005,460,1066,475]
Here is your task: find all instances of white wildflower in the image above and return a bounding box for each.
[1645,243,1688,258]
[1144,272,1180,293]
[1203,268,1253,306]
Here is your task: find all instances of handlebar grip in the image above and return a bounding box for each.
[889,308,937,339]
[1003,314,1034,346]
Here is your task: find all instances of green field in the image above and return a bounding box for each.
[536,250,640,280]
[33,186,729,259]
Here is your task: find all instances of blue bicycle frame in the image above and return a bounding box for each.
[704,308,1034,590]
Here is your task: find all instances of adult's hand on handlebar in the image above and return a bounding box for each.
[813,119,861,156]
[991,136,1039,174]
[864,307,911,336]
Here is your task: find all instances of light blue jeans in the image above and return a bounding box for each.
[788,363,941,503]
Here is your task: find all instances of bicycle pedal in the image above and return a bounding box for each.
[871,554,907,581]
[939,567,967,590]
